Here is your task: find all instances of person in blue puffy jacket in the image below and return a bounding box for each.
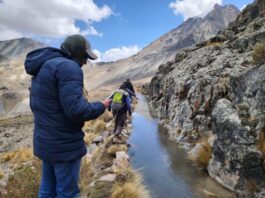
[24,34,111,198]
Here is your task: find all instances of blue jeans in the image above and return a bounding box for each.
[39,159,81,198]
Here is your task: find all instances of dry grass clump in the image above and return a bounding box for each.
[92,146,113,167]
[189,138,212,170]
[252,42,265,64]
[79,158,94,194]
[112,182,149,198]
[84,133,97,145]
[258,129,265,157]
[112,168,150,198]
[83,119,107,134]
[0,169,4,179]
[0,148,33,164]
[94,120,107,133]
[104,135,115,147]
[107,145,128,156]
[2,159,41,198]
[100,111,113,123]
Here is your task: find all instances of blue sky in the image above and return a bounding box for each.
[0,0,254,62]
[90,0,253,52]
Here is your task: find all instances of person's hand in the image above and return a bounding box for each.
[102,99,111,108]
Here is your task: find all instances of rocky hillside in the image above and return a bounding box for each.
[145,0,265,197]
[0,38,46,116]
[0,38,46,59]
[86,4,240,90]
[87,5,240,88]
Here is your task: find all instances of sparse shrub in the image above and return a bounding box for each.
[176,127,182,135]
[0,169,4,179]
[107,145,128,156]
[112,168,150,198]
[2,159,41,198]
[83,119,106,134]
[0,148,33,164]
[101,111,113,123]
[104,135,115,147]
[189,138,212,170]
[94,120,107,134]
[252,42,265,64]
[79,158,94,194]
[84,133,97,145]
[258,129,265,157]
[112,182,147,198]
[83,120,96,133]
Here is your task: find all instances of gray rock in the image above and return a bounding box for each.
[98,174,116,182]
[92,136,104,144]
[145,0,265,195]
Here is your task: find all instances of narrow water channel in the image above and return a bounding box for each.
[128,94,232,198]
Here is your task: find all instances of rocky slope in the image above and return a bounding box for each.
[145,0,265,196]
[86,4,240,90]
[0,38,46,116]
[0,38,46,58]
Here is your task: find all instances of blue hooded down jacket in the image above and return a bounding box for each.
[25,47,105,162]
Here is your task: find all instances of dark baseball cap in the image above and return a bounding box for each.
[61,34,98,61]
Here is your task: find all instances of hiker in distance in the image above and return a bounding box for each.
[25,34,111,198]
[109,83,132,137]
[123,78,136,98]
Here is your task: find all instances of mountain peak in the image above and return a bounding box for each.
[0,38,47,58]
[213,3,222,9]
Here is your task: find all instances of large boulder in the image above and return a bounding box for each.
[209,99,265,196]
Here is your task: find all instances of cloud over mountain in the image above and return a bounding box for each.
[93,45,141,62]
[170,0,223,20]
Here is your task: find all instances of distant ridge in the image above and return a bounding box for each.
[86,4,240,89]
[0,37,47,58]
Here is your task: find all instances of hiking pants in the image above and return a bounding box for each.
[38,158,81,198]
[113,111,127,136]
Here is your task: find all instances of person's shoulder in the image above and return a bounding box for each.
[56,58,82,80]
[56,58,80,71]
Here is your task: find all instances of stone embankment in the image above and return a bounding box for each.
[144,0,265,196]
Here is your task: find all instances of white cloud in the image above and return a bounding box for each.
[169,0,223,20]
[0,0,112,40]
[93,45,141,63]
[241,5,247,11]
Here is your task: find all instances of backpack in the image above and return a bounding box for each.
[111,90,128,113]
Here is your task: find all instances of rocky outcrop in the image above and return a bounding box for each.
[145,0,265,196]
[209,99,265,197]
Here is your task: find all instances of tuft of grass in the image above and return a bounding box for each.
[2,159,41,198]
[112,182,148,198]
[258,129,265,157]
[245,179,258,193]
[79,158,94,194]
[83,119,107,134]
[0,148,33,164]
[107,145,128,156]
[189,138,212,170]
[100,111,113,123]
[0,169,4,179]
[112,168,150,198]
[84,133,97,145]
[104,135,115,147]
[94,120,107,134]
[252,42,265,64]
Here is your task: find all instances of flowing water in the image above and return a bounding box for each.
[128,94,232,198]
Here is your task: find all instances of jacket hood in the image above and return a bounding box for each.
[24,47,71,76]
